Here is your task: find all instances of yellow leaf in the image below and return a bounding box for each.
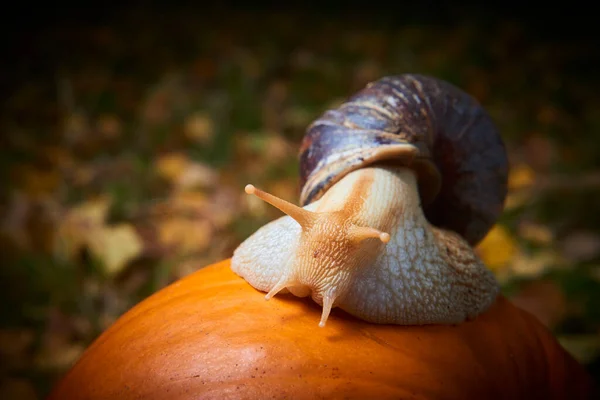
[264,134,294,162]
[176,161,218,190]
[508,163,536,191]
[504,191,532,211]
[54,196,112,261]
[476,225,518,271]
[518,221,554,245]
[158,217,212,255]
[510,249,563,278]
[155,153,190,182]
[184,112,214,144]
[88,224,143,276]
[170,191,209,213]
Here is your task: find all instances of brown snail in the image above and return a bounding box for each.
[231,74,509,327]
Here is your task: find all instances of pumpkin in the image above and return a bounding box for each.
[48,259,594,399]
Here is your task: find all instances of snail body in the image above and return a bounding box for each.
[232,74,508,327]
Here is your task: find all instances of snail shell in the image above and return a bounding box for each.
[299,74,508,245]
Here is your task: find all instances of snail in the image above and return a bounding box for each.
[231,74,508,328]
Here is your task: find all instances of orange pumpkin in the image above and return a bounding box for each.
[49,259,594,400]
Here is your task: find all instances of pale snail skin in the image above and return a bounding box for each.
[231,162,499,328]
[231,74,507,328]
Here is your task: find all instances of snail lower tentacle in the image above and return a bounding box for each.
[231,74,506,327]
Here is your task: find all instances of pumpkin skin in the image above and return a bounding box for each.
[49,259,594,400]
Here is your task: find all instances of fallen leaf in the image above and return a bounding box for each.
[54,196,112,262]
[158,217,212,255]
[155,152,189,182]
[504,191,533,211]
[184,112,214,145]
[476,225,518,272]
[88,224,144,276]
[206,187,238,229]
[175,161,218,191]
[168,191,210,215]
[510,249,563,278]
[508,163,536,191]
[34,343,86,371]
[264,134,294,163]
[518,221,554,245]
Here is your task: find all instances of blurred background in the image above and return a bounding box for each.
[1,1,599,398]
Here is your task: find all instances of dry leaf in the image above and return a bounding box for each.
[155,153,217,190]
[476,225,518,272]
[34,343,86,370]
[206,188,238,229]
[155,153,189,182]
[88,224,144,276]
[168,191,210,214]
[264,134,294,163]
[184,112,214,145]
[510,249,563,278]
[508,163,536,191]
[504,191,532,211]
[54,196,112,262]
[175,161,218,191]
[158,217,212,255]
[518,221,554,245]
